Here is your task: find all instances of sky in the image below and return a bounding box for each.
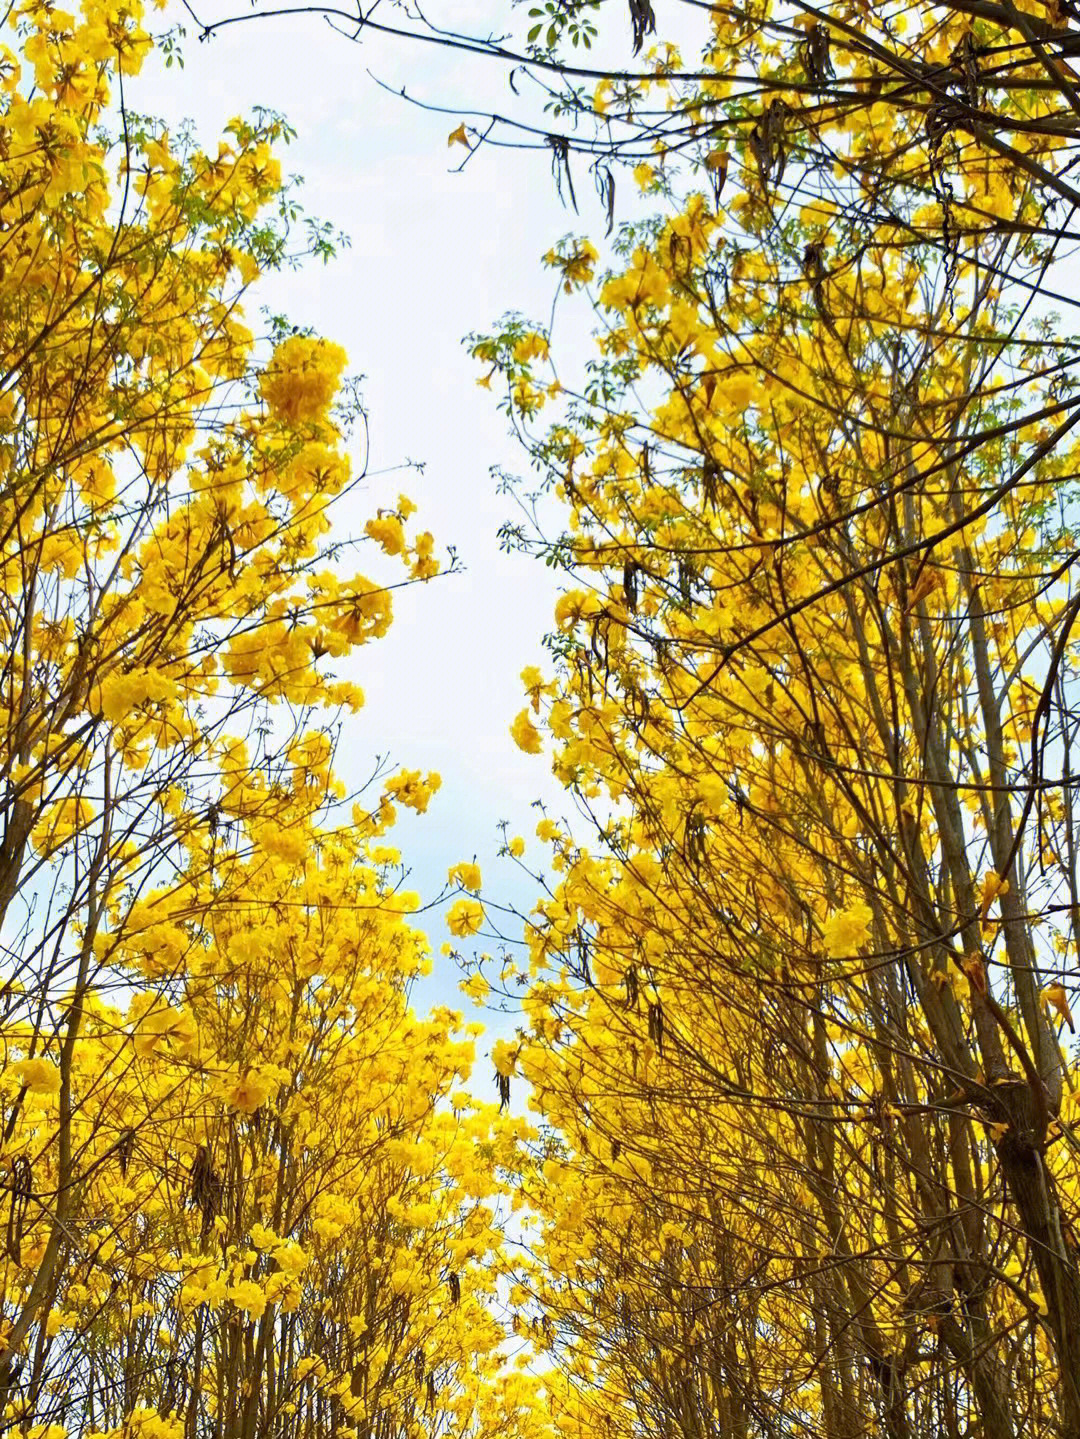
[124,0,625,1014]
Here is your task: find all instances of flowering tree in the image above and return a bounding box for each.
[465,0,1080,1435]
[0,7,537,1439]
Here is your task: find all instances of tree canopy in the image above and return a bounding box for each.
[5,0,1080,1438]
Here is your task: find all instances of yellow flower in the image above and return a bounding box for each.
[365,513,406,556]
[544,240,599,292]
[460,972,490,1003]
[33,796,96,857]
[513,332,549,364]
[554,589,601,631]
[509,835,526,858]
[447,898,485,937]
[492,1039,518,1078]
[228,1279,268,1319]
[821,900,873,958]
[521,665,547,710]
[719,370,757,412]
[274,1239,308,1276]
[131,1004,198,1059]
[511,709,543,755]
[978,871,1010,924]
[260,335,347,424]
[449,861,483,892]
[11,1057,61,1094]
[1042,982,1074,1032]
[386,769,441,814]
[97,667,177,723]
[220,1068,279,1114]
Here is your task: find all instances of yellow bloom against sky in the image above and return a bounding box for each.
[124,3,574,978]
